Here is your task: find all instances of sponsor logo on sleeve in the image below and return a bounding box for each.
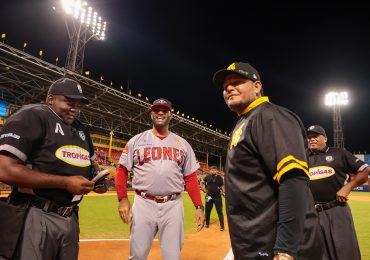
[55,145,91,167]
[0,133,20,140]
[309,166,335,180]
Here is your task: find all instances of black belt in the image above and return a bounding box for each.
[10,192,77,218]
[31,198,77,218]
[314,200,345,212]
[135,190,180,203]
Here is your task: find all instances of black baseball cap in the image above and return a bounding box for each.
[150,98,172,111]
[213,62,261,88]
[307,125,326,136]
[47,78,89,104]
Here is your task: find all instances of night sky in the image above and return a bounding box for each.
[1,0,369,152]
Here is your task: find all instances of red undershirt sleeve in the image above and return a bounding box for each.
[115,164,128,201]
[184,172,203,207]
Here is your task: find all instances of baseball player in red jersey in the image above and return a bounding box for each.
[115,98,205,260]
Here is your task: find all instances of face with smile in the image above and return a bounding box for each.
[222,74,262,115]
[307,133,327,151]
[151,108,172,129]
[47,95,83,125]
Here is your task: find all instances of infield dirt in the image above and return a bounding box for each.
[79,220,231,260]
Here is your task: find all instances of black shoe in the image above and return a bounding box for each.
[205,225,209,228]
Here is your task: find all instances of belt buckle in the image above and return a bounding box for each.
[59,206,73,217]
[154,195,168,203]
[161,196,169,203]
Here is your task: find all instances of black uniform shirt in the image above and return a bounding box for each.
[0,104,94,205]
[204,174,223,198]
[225,97,311,258]
[307,146,368,202]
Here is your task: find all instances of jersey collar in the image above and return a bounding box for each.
[308,146,329,155]
[239,96,269,116]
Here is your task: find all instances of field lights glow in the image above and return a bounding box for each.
[61,0,106,40]
[325,92,349,106]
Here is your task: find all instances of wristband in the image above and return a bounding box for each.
[195,205,204,210]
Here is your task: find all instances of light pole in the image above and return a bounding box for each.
[60,0,107,74]
[325,91,348,148]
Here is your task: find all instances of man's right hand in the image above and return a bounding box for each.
[118,198,132,224]
[64,176,94,195]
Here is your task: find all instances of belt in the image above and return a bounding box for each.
[31,198,77,218]
[135,190,180,203]
[314,200,345,212]
[10,192,77,218]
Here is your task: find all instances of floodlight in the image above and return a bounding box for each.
[324,91,348,148]
[61,0,107,73]
[325,92,349,106]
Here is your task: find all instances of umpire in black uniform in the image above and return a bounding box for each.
[202,171,225,231]
[307,125,369,260]
[0,78,106,260]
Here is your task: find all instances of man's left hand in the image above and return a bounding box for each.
[195,208,205,231]
[336,186,351,202]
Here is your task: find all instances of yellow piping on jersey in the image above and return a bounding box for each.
[239,96,269,116]
[277,155,308,172]
[273,162,309,183]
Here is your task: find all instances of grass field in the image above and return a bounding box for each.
[348,192,370,260]
[79,192,225,238]
[79,192,370,258]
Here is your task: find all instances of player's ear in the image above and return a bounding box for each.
[254,81,262,97]
[47,95,54,106]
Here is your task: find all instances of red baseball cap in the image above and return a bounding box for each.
[150,98,172,111]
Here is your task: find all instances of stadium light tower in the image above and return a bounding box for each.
[60,0,107,74]
[325,91,348,148]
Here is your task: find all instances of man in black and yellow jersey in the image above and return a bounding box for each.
[307,125,369,260]
[213,62,323,260]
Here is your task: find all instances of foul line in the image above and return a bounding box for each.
[80,238,130,242]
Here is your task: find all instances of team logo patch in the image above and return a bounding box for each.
[309,166,335,180]
[55,145,91,167]
[227,63,236,70]
[121,146,128,156]
[79,131,86,141]
[325,156,334,162]
[230,123,245,149]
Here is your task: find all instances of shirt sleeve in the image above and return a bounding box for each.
[0,108,44,162]
[342,149,369,173]
[181,139,200,176]
[274,171,309,258]
[252,107,309,183]
[118,139,134,171]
